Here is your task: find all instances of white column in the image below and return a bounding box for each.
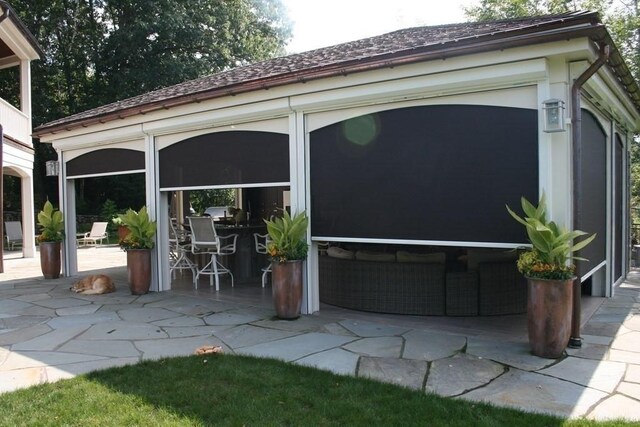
[19,60,32,131]
[60,151,78,276]
[144,133,160,291]
[20,170,35,257]
[290,111,318,314]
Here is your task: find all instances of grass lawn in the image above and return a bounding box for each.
[0,354,633,426]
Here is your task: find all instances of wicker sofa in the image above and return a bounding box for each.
[319,255,446,315]
[318,252,527,317]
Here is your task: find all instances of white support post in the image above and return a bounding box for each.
[145,133,160,291]
[157,192,170,291]
[20,169,35,257]
[290,111,317,314]
[60,151,78,276]
[19,60,31,131]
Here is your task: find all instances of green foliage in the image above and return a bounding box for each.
[264,210,309,262]
[37,200,64,242]
[117,206,157,250]
[506,193,596,280]
[190,189,236,215]
[100,199,120,234]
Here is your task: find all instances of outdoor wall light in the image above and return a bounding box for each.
[45,160,59,176]
[542,99,566,133]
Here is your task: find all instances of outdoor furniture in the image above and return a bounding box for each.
[253,232,271,287]
[77,222,109,246]
[319,255,446,315]
[4,221,23,250]
[188,216,238,290]
[169,218,196,279]
[477,261,527,315]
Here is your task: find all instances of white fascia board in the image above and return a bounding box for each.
[47,124,146,151]
[62,139,145,162]
[290,58,547,112]
[0,54,19,69]
[3,144,34,169]
[155,117,288,150]
[142,97,292,135]
[39,38,590,142]
[0,19,39,60]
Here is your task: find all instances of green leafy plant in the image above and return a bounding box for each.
[117,206,157,250]
[506,193,596,280]
[37,201,64,242]
[264,210,309,263]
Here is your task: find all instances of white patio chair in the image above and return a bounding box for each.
[253,232,272,287]
[169,218,197,279]
[187,216,238,291]
[77,222,109,246]
[5,221,23,250]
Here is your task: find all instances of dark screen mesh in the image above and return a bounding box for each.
[309,105,538,243]
[159,131,289,189]
[67,148,145,177]
[577,110,607,276]
[614,134,623,281]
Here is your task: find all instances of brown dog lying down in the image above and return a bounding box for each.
[70,274,115,295]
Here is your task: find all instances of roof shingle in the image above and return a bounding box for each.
[35,11,639,134]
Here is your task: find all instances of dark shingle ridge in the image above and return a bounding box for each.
[39,11,634,134]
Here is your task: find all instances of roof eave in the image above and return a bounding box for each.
[34,20,640,136]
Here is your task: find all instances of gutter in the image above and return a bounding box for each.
[569,42,610,349]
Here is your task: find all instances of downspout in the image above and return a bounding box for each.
[569,43,610,348]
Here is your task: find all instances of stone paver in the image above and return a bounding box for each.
[426,353,505,397]
[339,319,410,337]
[214,324,299,349]
[296,348,359,375]
[462,369,608,418]
[12,326,89,352]
[343,336,403,358]
[238,332,355,362]
[626,365,640,383]
[403,329,466,361]
[358,357,427,390]
[0,249,639,421]
[466,337,554,371]
[540,358,626,393]
[588,394,640,421]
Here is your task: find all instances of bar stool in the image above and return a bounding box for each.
[188,216,238,291]
[169,218,197,280]
[253,233,271,287]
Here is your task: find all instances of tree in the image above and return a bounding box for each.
[2,0,291,212]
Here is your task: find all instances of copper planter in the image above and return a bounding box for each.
[39,241,61,279]
[271,260,303,319]
[527,277,574,359]
[127,249,151,295]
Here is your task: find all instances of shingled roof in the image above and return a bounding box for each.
[35,11,639,135]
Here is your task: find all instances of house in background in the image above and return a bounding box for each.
[0,0,42,259]
[35,12,640,318]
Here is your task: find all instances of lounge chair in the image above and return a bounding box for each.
[77,222,109,246]
[5,221,23,250]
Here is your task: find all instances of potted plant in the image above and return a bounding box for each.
[118,206,157,295]
[507,194,596,358]
[265,210,309,319]
[112,216,130,241]
[37,200,64,279]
